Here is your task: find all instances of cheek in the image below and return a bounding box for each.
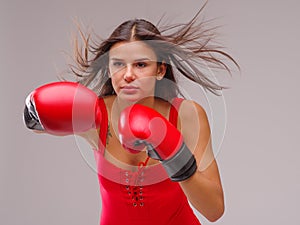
[140,77,157,91]
[110,75,122,91]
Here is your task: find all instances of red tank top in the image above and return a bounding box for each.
[94,98,201,225]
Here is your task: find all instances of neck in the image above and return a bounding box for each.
[115,96,156,112]
[110,96,156,137]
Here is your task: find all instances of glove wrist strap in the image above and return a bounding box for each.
[162,142,197,182]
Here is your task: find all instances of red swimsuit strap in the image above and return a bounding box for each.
[169,97,184,127]
[97,97,108,154]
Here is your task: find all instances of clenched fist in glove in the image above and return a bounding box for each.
[23,81,102,135]
[118,104,197,182]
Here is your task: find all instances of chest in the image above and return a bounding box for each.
[104,120,157,167]
[101,96,180,167]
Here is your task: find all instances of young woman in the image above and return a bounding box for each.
[24,6,238,225]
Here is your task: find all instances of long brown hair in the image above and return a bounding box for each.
[69,4,239,100]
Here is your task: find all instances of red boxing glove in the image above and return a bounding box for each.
[23,81,102,135]
[118,104,197,181]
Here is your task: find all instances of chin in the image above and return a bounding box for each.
[118,93,144,103]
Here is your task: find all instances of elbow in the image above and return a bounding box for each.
[207,207,224,222]
[206,199,225,222]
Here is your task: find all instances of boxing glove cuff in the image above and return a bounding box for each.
[161,142,197,182]
[23,94,44,131]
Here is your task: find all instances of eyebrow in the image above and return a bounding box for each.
[110,58,124,61]
[110,57,153,62]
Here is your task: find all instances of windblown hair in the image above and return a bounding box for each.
[69,4,239,100]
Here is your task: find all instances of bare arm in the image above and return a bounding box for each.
[178,100,224,222]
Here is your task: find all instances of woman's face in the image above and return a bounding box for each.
[109,41,165,102]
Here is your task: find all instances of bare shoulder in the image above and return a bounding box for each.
[179,100,212,168]
[178,100,211,145]
[179,100,209,126]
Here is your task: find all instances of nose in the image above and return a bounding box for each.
[123,64,136,82]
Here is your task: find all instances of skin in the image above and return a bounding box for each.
[77,40,224,221]
[106,40,168,166]
[178,100,224,221]
[108,41,164,104]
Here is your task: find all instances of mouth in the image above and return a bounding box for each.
[121,85,139,89]
[120,85,139,94]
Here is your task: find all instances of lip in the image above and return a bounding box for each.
[120,85,139,94]
[121,85,139,90]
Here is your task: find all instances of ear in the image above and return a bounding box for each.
[157,61,167,77]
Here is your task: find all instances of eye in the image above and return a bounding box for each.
[135,62,147,68]
[112,61,125,68]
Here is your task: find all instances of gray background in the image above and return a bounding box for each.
[1,0,299,224]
